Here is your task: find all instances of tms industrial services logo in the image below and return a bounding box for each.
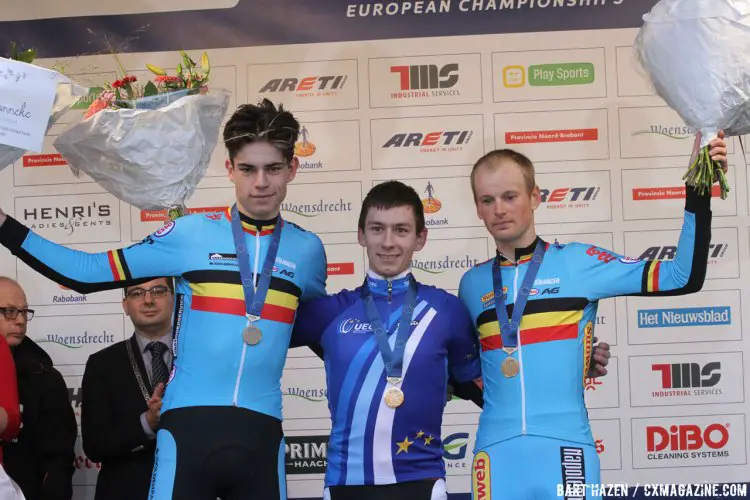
[389,63,460,99]
[259,75,348,97]
[502,62,595,88]
[651,362,722,398]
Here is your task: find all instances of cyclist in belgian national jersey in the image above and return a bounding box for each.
[459,132,728,499]
[289,181,611,500]
[0,99,328,500]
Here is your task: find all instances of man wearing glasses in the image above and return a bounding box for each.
[80,277,175,500]
[0,277,77,500]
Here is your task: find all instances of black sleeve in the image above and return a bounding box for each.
[80,355,152,463]
[35,368,77,500]
[448,375,483,409]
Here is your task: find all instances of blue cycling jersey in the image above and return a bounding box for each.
[459,186,711,452]
[290,269,481,487]
[0,210,328,419]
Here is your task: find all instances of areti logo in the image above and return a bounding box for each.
[638,243,728,261]
[540,186,599,209]
[259,75,347,95]
[382,130,473,150]
[412,255,479,274]
[647,424,729,452]
[632,124,694,139]
[390,63,459,90]
[653,362,721,389]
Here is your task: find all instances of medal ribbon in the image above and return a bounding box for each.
[492,240,546,348]
[229,203,284,322]
[361,275,418,379]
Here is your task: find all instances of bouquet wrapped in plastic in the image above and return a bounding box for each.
[53,51,231,219]
[634,0,750,199]
[0,46,87,172]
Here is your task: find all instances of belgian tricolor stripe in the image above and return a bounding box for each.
[223,207,278,236]
[642,260,661,293]
[185,270,301,324]
[106,249,132,281]
[497,242,551,267]
[476,297,588,352]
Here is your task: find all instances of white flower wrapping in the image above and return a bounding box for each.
[0,75,87,172]
[634,0,750,147]
[52,88,231,211]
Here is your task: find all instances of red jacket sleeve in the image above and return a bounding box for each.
[0,333,21,443]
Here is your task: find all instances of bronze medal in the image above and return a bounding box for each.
[501,357,519,377]
[243,324,262,345]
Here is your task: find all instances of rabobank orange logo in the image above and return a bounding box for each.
[472,451,491,500]
[295,124,317,157]
[421,181,442,214]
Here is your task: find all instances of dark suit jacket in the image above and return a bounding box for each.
[81,335,158,500]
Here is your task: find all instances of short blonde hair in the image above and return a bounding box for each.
[470,149,536,202]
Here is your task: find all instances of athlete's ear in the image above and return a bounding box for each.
[415,227,428,252]
[530,185,541,211]
[226,159,236,185]
[288,156,299,182]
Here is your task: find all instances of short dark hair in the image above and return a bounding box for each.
[470,149,536,201]
[222,98,300,162]
[358,181,425,233]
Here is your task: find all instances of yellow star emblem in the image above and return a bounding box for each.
[396,436,413,454]
[416,430,424,438]
[424,435,434,445]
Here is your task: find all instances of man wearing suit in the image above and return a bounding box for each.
[81,277,175,500]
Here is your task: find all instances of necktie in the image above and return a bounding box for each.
[147,342,169,388]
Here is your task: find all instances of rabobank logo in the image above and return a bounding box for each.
[412,255,479,274]
[36,330,116,348]
[294,124,324,170]
[281,198,353,218]
[638,307,731,328]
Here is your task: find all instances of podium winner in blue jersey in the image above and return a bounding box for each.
[290,182,484,500]
[0,100,328,500]
[459,132,728,499]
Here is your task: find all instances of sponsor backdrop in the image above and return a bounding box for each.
[1,1,749,498]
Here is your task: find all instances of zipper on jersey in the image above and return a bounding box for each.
[233,229,261,406]
[387,280,393,303]
[513,262,528,435]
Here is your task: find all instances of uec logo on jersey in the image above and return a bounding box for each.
[339,318,373,334]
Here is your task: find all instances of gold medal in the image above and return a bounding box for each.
[501,357,519,377]
[384,387,405,408]
[243,324,262,345]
